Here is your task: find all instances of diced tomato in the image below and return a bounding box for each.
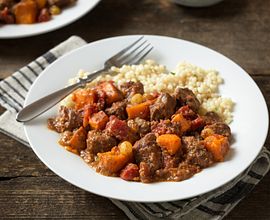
[191,116,204,131]
[176,105,197,120]
[38,8,51,23]
[120,163,140,181]
[106,116,129,140]
[0,7,15,24]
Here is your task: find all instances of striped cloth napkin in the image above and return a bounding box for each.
[0,36,269,220]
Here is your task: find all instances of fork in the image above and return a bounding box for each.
[16,36,153,122]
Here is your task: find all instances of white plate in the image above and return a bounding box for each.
[24,35,269,202]
[0,0,100,39]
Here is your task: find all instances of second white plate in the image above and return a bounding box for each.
[0,0,100,39]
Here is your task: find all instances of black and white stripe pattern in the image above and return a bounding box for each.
[0,36,84,113]
[0,55,55,112]
[0,36,269,220]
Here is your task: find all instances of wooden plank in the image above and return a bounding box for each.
[0,177,128,219]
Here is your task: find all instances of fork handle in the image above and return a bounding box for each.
[16,82,81,122]
[16,68,107,122]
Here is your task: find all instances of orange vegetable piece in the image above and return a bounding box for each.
[97,142,133,175]
[72,88,96,110]
[204,134,230,162]
[14,0,38,24]
[157,134,181,155]
[98,81,123,105]
[171,113,191,133]
[83,107,91,127]
[89,111,109,130]
[97,146,131,175]
[68,127,87,152]
[126,100,155,120]
[36,0,47,9]
[64,146,79,155]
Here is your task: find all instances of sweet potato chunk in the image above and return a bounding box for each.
[97,142,133,175]
[203,134,229,162]
[171,113,191,133]
[126,100,154,120]
[89,111,109,130]
[14,0,38,24]
[98,81,123,105]
[60,127,87,154]
[68,126,87,152]
[72,88,96,110]
[36,0,47,8]
[157,134,181,155]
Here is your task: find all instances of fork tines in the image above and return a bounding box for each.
[109,36,153,66]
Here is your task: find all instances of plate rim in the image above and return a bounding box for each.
[24,35,269,202]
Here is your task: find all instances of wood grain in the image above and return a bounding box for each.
[0,0,270,219]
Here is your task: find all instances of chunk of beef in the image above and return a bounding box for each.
[203,111,222,125]
[59,131,73,146]
[120,81,144,98]
[150,93,176,121]
[133,133,162,183]
[47,106,82,133]
[80,130,117,163]
[105,100,127,120]
[201,122,231,139]
[0,0,14,9]
[174,88,200,112]
[155,163,199,182]
[95,90,106,110]
[0,6,14,23]
[182,136,213,168]
[162,149,182,169]
[127,117,151,138]
[151,119,181,136]
[106,116,139,143]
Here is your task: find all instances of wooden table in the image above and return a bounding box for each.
[1,0,269,219]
